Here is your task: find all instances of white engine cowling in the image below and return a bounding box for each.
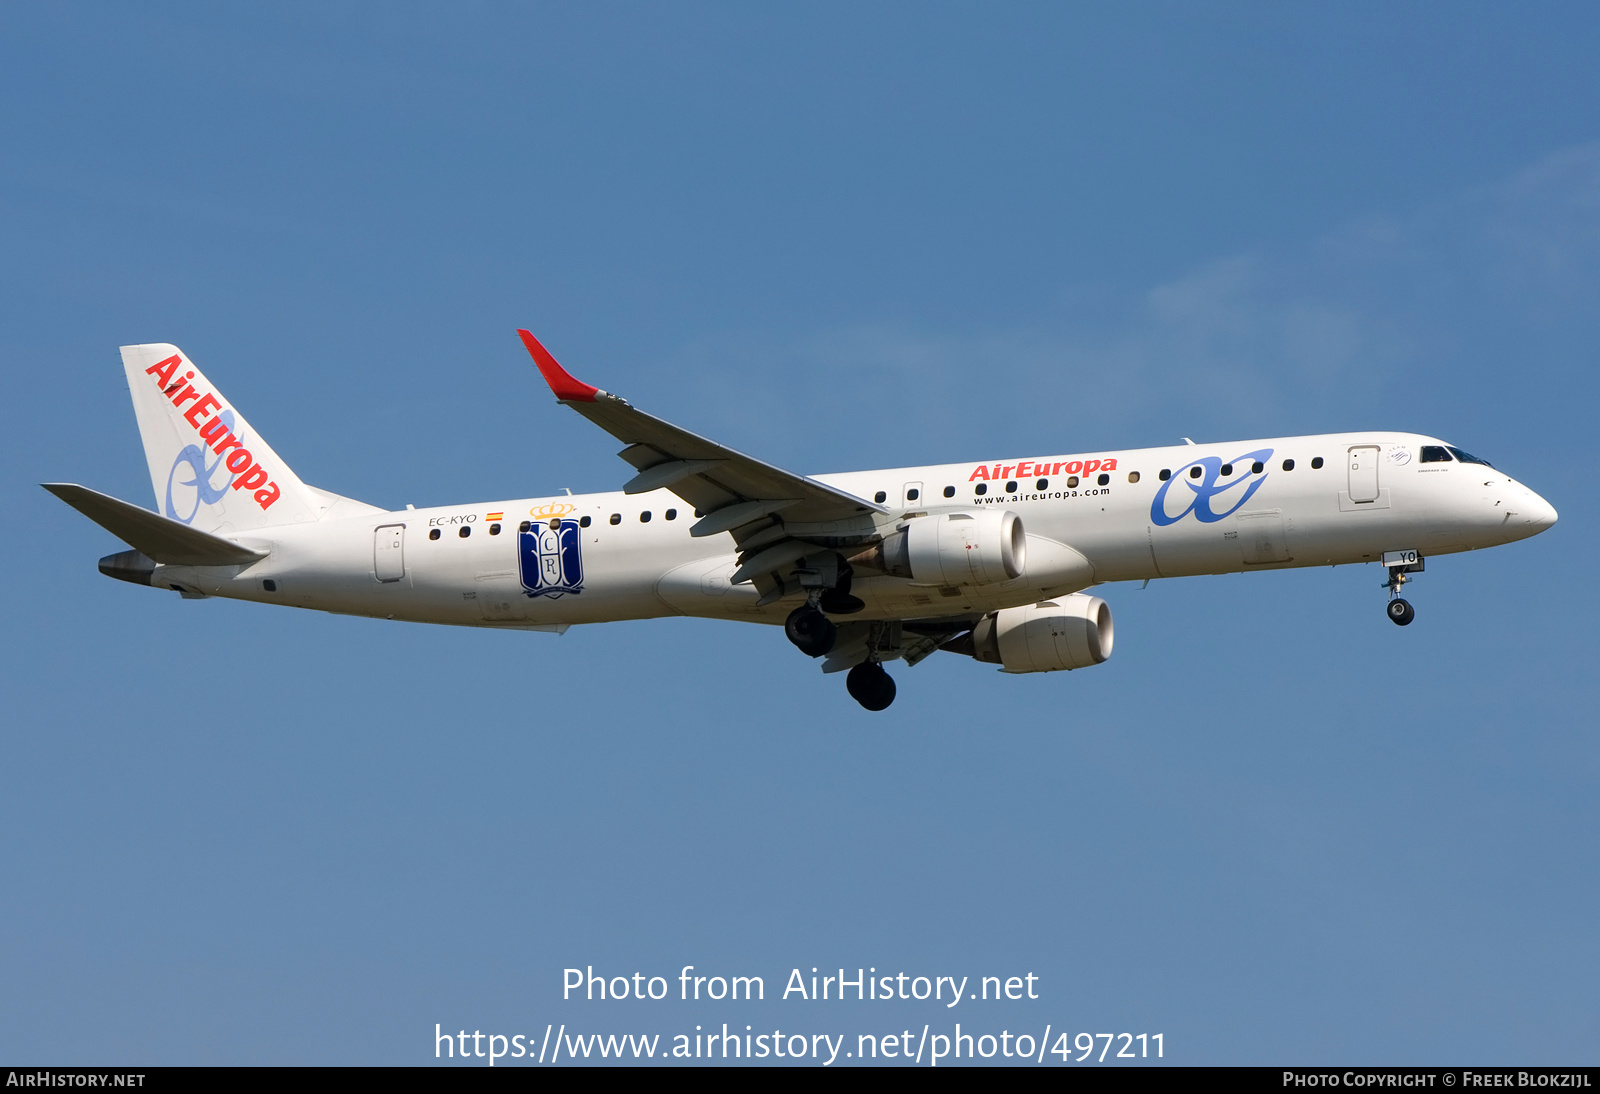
[888,510,1026,586]
[971,594,1114,673]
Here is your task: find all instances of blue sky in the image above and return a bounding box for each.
[2,3,1596,1065]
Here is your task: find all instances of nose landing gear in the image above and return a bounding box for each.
[1382,550,1424,626]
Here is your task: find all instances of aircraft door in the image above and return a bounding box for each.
[902,481,923,508]
[374,524,406,582]
[1348,446,1381,503]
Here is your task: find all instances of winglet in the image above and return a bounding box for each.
[517,329,600,403]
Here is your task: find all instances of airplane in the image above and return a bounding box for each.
[45,332,1558,711]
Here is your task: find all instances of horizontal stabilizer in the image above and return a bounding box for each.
[42,483,267,566]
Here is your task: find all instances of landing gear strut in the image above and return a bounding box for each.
[846,660,896,711]
[1382,551,1424,626]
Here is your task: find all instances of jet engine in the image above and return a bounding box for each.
[969,593,1113,673]
[875,510,1026,586]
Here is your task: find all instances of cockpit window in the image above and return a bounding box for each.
[1446,446,1492,467]
[1420,446,1453,463]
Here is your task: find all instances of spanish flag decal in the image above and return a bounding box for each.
[486,512,503,521]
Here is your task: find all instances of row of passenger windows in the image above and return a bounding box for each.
[1155,457,1321,481]
[608,509,677,525]
[864,457,1342,500]
[428,523,505,540]
[425,452,1385,540]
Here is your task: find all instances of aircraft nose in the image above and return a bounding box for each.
[1528,491,1558,532]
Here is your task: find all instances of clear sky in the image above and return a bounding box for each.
[2,2,1596,1065]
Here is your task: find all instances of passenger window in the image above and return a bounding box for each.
[1446,446,1491,467]
[1005,481,1017,493]
[1128,471,1140,483]
[262,579,277,592]
[489,523,501,535]
[1221,463,1233,476]
[1252,461,1263,473]
[1066,476,1079,488]
[874,491,887,503]
[906,488,920,501]
[609,513,621,525]
[1420,446,1453,463]
[1311,457,1324,469]
[1159,469,1171,481]
[942,485,955,498]
[459,526,471,538]
[975,483,987,496]
[665,509,677,520]
[1036,478,1048,491]
[430,528,442,540]
[640,511,652,522]
[1097,473,1109,486]
[1282,459,1295,471]
[579,515,592,527]
[1189,466,1203,479]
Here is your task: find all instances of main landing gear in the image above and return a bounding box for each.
[783,555,864,658]
[782,556,892,709]
[785,603,837,657]
[846,660,896,711]
[1382,551,1424,626]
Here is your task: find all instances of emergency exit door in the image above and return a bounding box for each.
[1347,446,1381,503]
[374,524,406,582]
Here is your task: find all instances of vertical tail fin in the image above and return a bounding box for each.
[121,343,322,531]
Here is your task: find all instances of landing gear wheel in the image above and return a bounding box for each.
[819,590,865,615]
[846,661,897,711]
[1387,598,1415,626]
[785,605,837,657]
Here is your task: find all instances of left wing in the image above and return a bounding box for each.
[519,329,887,544]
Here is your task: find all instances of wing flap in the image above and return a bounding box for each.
[43,483,268,566]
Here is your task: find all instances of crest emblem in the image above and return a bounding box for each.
[520,518,584,599]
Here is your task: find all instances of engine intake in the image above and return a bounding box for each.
[970,594,1114,673]
[877,510,1026,586]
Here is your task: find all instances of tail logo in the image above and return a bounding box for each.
[143,354,283,514]
[519,519,584,599]
[165,411,238,524]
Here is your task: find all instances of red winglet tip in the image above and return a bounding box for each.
[517,329,599,402]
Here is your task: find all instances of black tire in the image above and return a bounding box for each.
[785,605,837,656]
[1387,598,1415,626]
[846,661,897,711]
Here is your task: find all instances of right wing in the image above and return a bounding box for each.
[518,331,887,601]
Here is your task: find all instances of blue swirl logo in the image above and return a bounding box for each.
[1151,447,1274,526]
[165,410,239,524]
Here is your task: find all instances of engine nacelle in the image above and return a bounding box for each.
[971,594,1114,673]
[881,510,1026,586]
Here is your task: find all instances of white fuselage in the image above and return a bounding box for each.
[145,431,1557,631]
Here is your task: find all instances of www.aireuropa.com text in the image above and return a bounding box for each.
[435,1024,1163,1065]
